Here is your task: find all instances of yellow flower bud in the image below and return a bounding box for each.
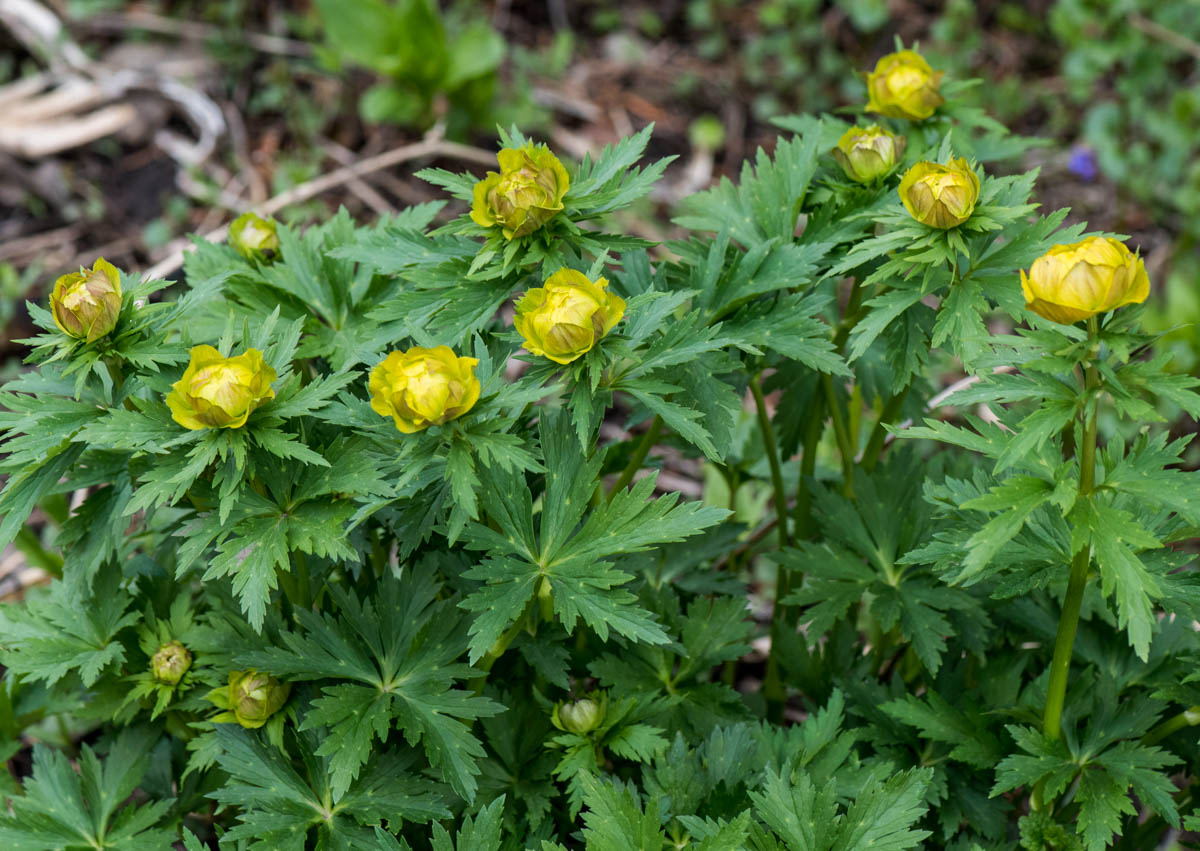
[865,49,945,121]
[514,269,625,365]
[368,345,481,434]
[229,212,281,263]
[831,125,907,183]
[226,670,289,729]
[166,345,277,431]
[151,640,192,685]
[898,158,980,229]
[1020,237,1150,325]
[470,142,570,240]
[49,258,122,342]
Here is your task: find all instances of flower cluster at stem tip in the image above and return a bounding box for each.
[855,49,1150,324]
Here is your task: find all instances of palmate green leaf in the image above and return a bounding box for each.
[954,475,1056,585]
[55,474,133,593]
[845,289,926,364]
[673,131,821,246]
[429,795,505,851]
[749,769,833,850]
[751,765,933,851]
[992,724,1135,851]
[881,691,1001,768]
[575,773,665,851]
[780,456,984,672]
[568,123,675,218]
[0,442,84,553]
[1101,431,1200,526]
[0,574,135,687]
[1080,498,1163,661]
[237,565,502,801]
[210,725,449,851]
[460,415,727,660]
[721,291,850,377]
[0,728,173,851]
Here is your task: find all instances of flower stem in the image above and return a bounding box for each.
[792,395,825,542]
[750,375,790,551]
[607,415,663,502]
[860,385,910,474]
[1041,317,1101,743]
[1141,706,1200,747]
[821,374,856,499]
[751,372,794,723]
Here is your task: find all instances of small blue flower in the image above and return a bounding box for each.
[1067,146,1098,182]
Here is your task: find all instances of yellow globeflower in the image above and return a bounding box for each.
[514,268,626,365]
[898,158,980,229]
[166,346,277,430]
[1020,237,1150,324]
[229,212,281,263]
[865,49,945,121]
[831,125,907,183]
[470,142,570,240]
[368,345,481,434]
[50,258,123,342]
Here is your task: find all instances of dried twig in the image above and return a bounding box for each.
[143,135,496,280]
[1129,12,1200,62]
[78,10,313,58]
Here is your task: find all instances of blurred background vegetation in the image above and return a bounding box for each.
[0,0,1197,388]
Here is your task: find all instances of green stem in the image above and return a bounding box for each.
[792,396,825,542]
[14,526,64,577]
[860,385,911,474]
[607,416,663,502]
[1141,706,1200,747]
[293,551,312,611]
[469,618,526,694]
[749,375,790,551]
[1041,317,1101,744]
[751,372,794,724]
[821,374,856,499]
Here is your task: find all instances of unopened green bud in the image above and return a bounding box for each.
[228,669,290,728]
[831,125,906,183]
[151,640,192,685]
[50,258,122,342]
[557,698,602,734]
[229,212,280,263]
[553,692,607,734]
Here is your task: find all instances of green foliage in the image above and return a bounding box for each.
[0,52,1197,851]
[313,0,509,135]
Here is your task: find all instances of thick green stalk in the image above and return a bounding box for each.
[752,372,794,723]
[1041,317,1101,743]
[749,375,791,551]
[607,416,663,502]
[1141,706,1200,747]
[860,385,910,474]
[821,374,856,499]
[792,397,825,541]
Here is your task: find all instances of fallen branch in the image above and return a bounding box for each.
[142,135,496,280]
